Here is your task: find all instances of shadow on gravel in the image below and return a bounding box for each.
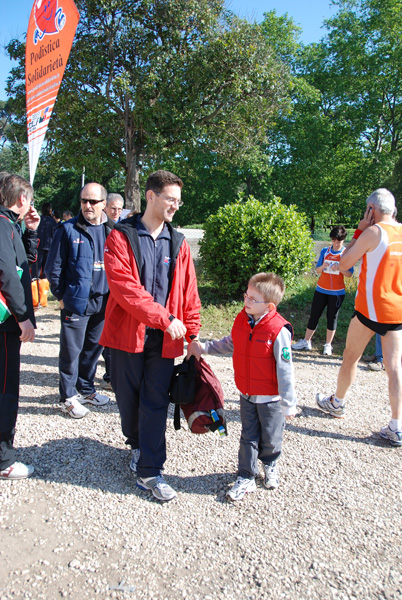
[18,436,232,499]
[21,353,59,366]
[292,353,371,372]
[286,411,386,447]
[17,398,119,415]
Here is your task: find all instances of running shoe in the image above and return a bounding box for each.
[264,464,279,489]
[137,475,177,501]
[226,477,256,501]
[292,339,312,351]
[0,462,34,480]
[316,393,345,418]
[380,425,402,447]
[60,396,90,419]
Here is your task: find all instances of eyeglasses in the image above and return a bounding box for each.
[155,192,183,207]
[81,198,105,206]
[243,293,268,304]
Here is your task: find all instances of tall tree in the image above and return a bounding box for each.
[6,0,290,211]
[265,0,402,227]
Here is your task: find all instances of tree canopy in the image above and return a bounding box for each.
[4,0,402,223]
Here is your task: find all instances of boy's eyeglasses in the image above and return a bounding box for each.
[81,198,104,205]
[243,293,268,304]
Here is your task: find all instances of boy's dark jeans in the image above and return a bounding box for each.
[238,396,284,479]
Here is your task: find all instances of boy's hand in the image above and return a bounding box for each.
[285,414,294,421]
[187,340,202,361]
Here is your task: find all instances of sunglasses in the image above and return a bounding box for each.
[80,198,104,206]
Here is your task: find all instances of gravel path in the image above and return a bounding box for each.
[0,303,401,600]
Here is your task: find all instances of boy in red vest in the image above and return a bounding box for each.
[187,272,297,501]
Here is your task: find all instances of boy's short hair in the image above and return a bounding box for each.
[330,225,347,241]
[248,272,285,306]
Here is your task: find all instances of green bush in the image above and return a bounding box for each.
[199,197,314,297]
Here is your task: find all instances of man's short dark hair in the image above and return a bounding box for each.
[145,170,183,194]
[41,202,52,216]
[0,174,33,208]
[330,225,347,241]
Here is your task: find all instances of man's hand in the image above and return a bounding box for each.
[19,319,35,343]
[187,340,202,361]
[166,318,186,340]
[59,299,64,310]
[357,205,375,232]
[24,206,40,231]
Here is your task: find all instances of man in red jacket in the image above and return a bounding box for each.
[101,170,201,501]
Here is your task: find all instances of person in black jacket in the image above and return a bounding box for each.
[46,183,114,419]
[0,173,40,480]
[35,202,57,278]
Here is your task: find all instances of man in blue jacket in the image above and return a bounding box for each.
[46,182,114,418]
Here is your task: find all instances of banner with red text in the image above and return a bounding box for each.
[25,0,79,185]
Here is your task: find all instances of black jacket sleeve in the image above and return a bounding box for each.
[0,218,29,322]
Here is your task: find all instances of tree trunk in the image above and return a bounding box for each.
[125,149,141,213]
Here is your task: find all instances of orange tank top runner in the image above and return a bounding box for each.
[317,247,347,293]
[355,222,402,323]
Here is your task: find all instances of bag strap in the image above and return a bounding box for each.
[174,404,181,431]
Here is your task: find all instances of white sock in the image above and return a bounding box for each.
[389,418,401,431]
[333,395,345,407]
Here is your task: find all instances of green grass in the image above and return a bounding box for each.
[312,229,355,242]
[197,270,375,357]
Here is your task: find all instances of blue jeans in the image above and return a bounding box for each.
[375,333,383,363]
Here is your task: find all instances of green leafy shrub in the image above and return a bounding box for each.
[199,197,314,297]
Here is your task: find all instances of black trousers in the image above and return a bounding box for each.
[307,290,345,332]
[111,329,175,478]
[0,331,21,470]
[59,308,105,400]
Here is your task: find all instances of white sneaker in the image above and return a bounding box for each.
[129,449,140,474]
[79,392,110,406]
[60,396,90,419]
[292,339,312,351]
[264,464,279,489]
[323,343,333,356]
[0,462,34,480]
[226,476,256,501]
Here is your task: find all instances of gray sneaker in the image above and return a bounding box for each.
[380,425,402,447]
[264,464,279,489]
[368,361,384,371]
[79,392,110,406]
[226,477,256,501]
[316,393,345,418]
[129,449,140,474]
[136,475,177,501]
[292,339,312,351]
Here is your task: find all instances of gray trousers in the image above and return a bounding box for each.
[238,396,285,479]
